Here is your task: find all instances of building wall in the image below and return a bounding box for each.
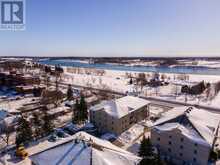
[151,128,211,165]
[90,105,149,135]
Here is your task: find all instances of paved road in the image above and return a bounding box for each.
[143,96,220,114]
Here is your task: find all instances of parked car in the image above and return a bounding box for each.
[48,134,58,142]
[81,123,97,135]
[63,123,81,135]
[54,128,69,138]
[16,145,28,159]
[64,100,75,108]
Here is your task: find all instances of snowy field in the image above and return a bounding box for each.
[61,67,220,110]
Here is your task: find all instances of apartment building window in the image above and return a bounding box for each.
[180,138,184,142]
[168,141,172,145]
[168,148,171,152]
[179,153,183,157]
[157,137,160,141]
[194,150,197,154]
[194,143,198,147]
[169,135,172,138]
[193,158,197,162]
[112,121,114,124]
[180,145,183,149]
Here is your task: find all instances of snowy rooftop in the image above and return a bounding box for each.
[153,106,220,147]
[28,131,141,165]
[90,96,150,118]
[85,95,98,104]
[0,97,37,113]
[47,106,70,115]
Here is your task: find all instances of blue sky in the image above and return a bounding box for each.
[0,0,220,57]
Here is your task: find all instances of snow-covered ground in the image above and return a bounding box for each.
[196,60,220,68]
[118,123,145,147]
[108,59,220,68]
[116,122,151,155]
[61,67,220,110]
[0,96,38,113]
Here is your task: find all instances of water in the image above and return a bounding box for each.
[39,59,220,75]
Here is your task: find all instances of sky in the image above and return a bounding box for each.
[0,0,220,57]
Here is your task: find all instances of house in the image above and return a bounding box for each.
[0,109,17,133]
[47,106,71,118]
[15,74,40,86]
[28,131,141,165]
[64,100,76,108]
[85,95,99,107]
[15,85,45,95]
[0,72,40,86]
[151,106,220,165]
[90,96,150,135]
[40,88,65,105]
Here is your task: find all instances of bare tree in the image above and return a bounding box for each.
[99,77,102,85]
[155,87,159,96]
[205,83,211,100]
[214,81,220,97]
[161,74,166,81]
[54,65,64,103]
[0,121,14,148]
[136,73,147,93]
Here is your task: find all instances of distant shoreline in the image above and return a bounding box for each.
[39,58,220,75]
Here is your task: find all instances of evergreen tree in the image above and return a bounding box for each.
[42,111,54,135]
[72,99,80,123]
[144,137,154,157]
[79,95,88,122]
[67,84,73,100]
[155,152,165,165]
[16,116,33,146]
[139,135,147,157]
[138,136,157,165]
[129,78,133,85]
[32,112,43,138]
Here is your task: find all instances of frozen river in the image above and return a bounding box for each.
[40,59,220,75]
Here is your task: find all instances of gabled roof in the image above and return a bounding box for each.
[29,131,141,165]
[90,96,150,118]
[153,106,220,147]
